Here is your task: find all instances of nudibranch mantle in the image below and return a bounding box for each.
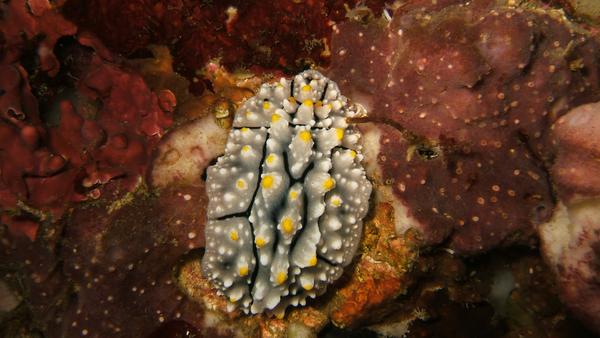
[202,70,371,316]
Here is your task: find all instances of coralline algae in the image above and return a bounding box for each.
[202,70,371,315]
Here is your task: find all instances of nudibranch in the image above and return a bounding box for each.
[202,70,372,316]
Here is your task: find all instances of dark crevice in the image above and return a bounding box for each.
[233,125,332,131]
[200,157,219,182]
[293,160,315,184]
[247,133,271,294]
[213,133,270,296]
[317,254,338,267]
[320,82,329,102]
[331,145,354,154]
[286,126,316,258]
[268,156,291,263]
[290,79,295,98]
[288,181,309,252]
[231,126,265,130]
[310,137,336,268]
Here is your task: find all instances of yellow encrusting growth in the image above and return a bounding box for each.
[262,175,274,189]
[229,230,239,241]
[308,255,317,267]
[276,272,287,285]
[299,130,312,142]
[281,217,294,234]
[239,265,249,277]
[323,177,335,191]
[255,237,266,248]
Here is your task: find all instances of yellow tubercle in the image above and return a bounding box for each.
[271,113,281,122]
[323,177,335,191]
[255,237,266,248]
[229,295,239,302]
[245,111,254,118]
[289,190,298,200]
[241,127,249,133]
[262,101,271,110]
[303,100,314,107]
[301,84,311,92]
[303,284,314,291]
[262,175,274,189]
[236,179,247,190]
[331,197,342,207]
[349,150,357,158]
[281,217,294,234]
[241,145,251,153]
[266,154,277,165]
[336,128,344,141]
[239,265,249,277]
[308,255,317,267]
[276,271,287,285]
[229,230,239,241]
[299,130,312,142]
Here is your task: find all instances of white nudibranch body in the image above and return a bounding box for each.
[202,70,372,316]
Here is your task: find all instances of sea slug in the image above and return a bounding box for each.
[202,70,371,316]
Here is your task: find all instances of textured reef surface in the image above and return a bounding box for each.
[328,2,600,255]
[1,0,600,337]
[203,70,371,316]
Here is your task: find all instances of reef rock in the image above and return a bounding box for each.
[328,2,600,254]
[540,101,600,334]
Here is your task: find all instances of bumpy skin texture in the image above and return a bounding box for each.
[202,70,371,315]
